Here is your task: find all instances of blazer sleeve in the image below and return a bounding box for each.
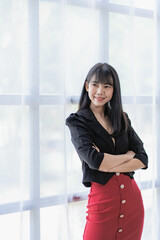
[65,113,104,170]
[126,114,148,169]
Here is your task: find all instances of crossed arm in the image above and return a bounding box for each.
[93,145,146,173]
[66,115,148,173]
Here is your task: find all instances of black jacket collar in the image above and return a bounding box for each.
[77,108,115,149]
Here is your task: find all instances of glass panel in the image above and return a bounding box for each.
[40,106,65,197]
[109,13,131,95]
[0,1,29,94]
[41,205,69,240]
[0,211,29,240]
[141,188,159,240]
[0,106,29,204]
[109,13,154,96]
[134,16,154,96]
[109,0,154,10]
[39,1,100,95]
[39,2,64,95]
[41,202,87,240]
[68,201,87,240]
[109,0,130,6]
[134,0,154,10]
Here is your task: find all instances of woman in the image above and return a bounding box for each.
[66,63,148,240]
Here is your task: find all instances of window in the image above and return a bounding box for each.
[0,0,159,239]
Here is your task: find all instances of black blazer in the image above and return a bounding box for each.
[66,107,148,187]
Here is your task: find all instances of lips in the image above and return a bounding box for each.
[94,96,105,101]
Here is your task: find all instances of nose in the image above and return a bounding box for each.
[97,85,104,94]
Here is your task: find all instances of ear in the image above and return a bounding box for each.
[85,81,89,92]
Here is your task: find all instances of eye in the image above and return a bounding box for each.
[92,83,98,87]
[104,85,111,88]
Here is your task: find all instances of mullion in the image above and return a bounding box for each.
[155,0,160,236]
[99,0,110,62]
[28,0,40,239]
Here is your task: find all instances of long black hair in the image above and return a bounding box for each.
[78,63,129,137]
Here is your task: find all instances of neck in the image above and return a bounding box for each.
[90,103,105,118]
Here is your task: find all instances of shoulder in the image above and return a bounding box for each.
[123,112,131,126]
[65,108,90,127]
[121,112,132,134]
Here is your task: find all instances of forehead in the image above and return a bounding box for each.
[90,74,113,85]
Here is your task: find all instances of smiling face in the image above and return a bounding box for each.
[85,74,114,110]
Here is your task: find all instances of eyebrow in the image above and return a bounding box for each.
[91,80,112,85]
[91,80,99,83]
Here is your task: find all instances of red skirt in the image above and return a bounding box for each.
[83,174,144,240]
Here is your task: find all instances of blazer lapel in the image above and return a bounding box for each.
[79,108,115,150]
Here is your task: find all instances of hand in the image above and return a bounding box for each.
[126,150,135,159]
[92,143,100,152]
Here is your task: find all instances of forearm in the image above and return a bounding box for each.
[98,152,133,172]
[108,158,146,173]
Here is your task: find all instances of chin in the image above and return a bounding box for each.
[93,101,106,107]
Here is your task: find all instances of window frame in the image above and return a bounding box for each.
[0,1,159,240]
